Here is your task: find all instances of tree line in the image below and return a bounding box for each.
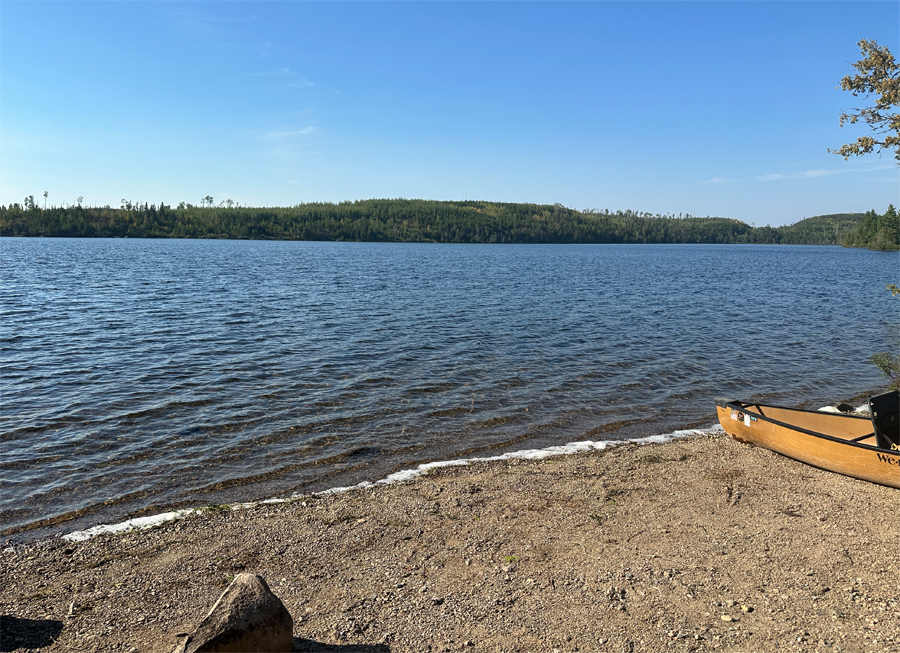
[841,204,899,251]
[0,199,874,246]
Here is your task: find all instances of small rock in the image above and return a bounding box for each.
[720,615,732,622]
[172,573,292,653]
[741,605,752,613]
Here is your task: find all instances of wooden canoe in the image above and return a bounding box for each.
[715,398,900,488]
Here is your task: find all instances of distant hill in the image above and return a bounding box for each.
[740,212,865,246]
[0,199,874,246]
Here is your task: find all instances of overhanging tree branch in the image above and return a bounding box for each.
[829,39,900,163]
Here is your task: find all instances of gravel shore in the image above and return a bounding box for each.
[2,429,897,653]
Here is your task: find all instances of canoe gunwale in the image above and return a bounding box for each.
[714,398,885,453]
[715,398,899,488]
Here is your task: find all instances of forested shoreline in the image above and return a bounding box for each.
[841,204,899,251]
[0,198,888,247]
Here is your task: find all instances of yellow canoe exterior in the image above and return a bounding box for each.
[715,400,900,489]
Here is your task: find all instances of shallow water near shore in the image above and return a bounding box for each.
[60,425,722,542]
[1,239,896,542]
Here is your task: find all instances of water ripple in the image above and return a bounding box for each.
[0,239,896,542]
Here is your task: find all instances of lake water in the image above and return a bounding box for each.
[1,239,897,543]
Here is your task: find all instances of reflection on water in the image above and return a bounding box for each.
[1,239,895,542]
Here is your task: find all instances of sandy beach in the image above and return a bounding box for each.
[1,429,897,653]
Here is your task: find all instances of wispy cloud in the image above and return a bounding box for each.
[756,169,839,182]
[284,80,316,90]
[258,127,317,158]
[1,77,43,93]
[201,15,256,24]
[252,68,315,89]
[170,9,256,40]
[261,127,316,141]
[704,177,733,185]
[172,9,256,25]
[256,41,275,60]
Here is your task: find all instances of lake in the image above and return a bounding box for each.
[1,239,896,542]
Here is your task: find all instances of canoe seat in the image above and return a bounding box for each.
[869,391,900,451]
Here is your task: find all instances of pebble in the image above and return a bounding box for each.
[720,615,732,622]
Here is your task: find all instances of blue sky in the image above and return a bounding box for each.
[2,2,897,226]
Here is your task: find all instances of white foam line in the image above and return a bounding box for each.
[63,509,197,542]
[63,425,722,542]
[61,498,295,542]
[318,426,721,494]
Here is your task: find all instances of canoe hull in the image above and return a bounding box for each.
[715,402,900,489]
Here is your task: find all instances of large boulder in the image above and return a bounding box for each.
[173,573,293,653]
